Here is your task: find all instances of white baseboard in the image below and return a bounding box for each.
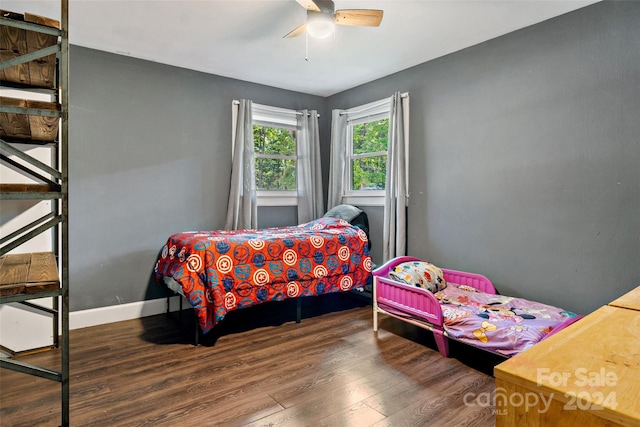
[70,296,184,330]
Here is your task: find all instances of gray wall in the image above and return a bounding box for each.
[68,0,639,316]
[68,47,326,310]
[328,0,640,315]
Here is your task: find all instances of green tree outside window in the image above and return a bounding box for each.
[253,125,297,191]
[351,118,388,190]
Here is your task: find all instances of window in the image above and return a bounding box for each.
[252,104,299,206]
[343,98,391,202]
[253,124,296,191]
[348,116,389,192]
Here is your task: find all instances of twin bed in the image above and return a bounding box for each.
[372,256,582,357]
[154,215,372,340]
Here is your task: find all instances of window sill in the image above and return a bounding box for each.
[342,194,384,207]
[257,191,297,207]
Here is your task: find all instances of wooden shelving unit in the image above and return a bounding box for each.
[0,2,69,425]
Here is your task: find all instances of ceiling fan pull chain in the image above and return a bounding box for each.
[305,32,309,62]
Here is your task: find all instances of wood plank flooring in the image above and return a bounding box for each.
[0,294,504,426]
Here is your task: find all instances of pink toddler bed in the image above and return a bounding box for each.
[373,256,582,357]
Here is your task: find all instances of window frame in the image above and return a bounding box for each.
[342,99,391,206]
[251,105,299,206]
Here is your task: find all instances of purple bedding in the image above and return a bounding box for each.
[436,283,577,356]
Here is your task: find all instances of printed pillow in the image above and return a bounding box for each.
[389,261,447,293]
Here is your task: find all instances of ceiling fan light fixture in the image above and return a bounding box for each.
[306,12,335,39]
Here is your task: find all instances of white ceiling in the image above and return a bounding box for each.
[5,0,599,97]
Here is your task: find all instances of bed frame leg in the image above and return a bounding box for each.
[372,277,378,332]
[373,306,378,332]
[194,321,199,346]
[433,330,449,357]
[295,298,301,323]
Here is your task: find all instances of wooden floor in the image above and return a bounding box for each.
[0,294,504,426]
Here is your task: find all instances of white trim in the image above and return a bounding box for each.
[252,103,298,126]
[69,296,183,330]
[256,190,297,206]
[342,194,385,206]
[342,96,391,120]
[348,110,388,125]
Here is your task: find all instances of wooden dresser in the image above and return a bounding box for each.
[609,286,640,312]
[494,287,640,426]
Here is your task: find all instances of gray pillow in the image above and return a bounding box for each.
[323,204,363,222]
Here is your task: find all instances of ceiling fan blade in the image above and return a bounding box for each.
[335,9,383,27]
[295,0,321,12]
[283,23,307,38]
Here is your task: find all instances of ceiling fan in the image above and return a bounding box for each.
[284,0,383,39]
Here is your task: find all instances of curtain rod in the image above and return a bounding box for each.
[232,100,319,117]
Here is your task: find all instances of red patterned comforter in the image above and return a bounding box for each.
[155,217,372,333]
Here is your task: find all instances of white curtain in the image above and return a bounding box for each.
[225,99,258,230]
[296,110,324,223]
[327,109,347,210]
[382,92,410,261]
[327,94,409,261]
